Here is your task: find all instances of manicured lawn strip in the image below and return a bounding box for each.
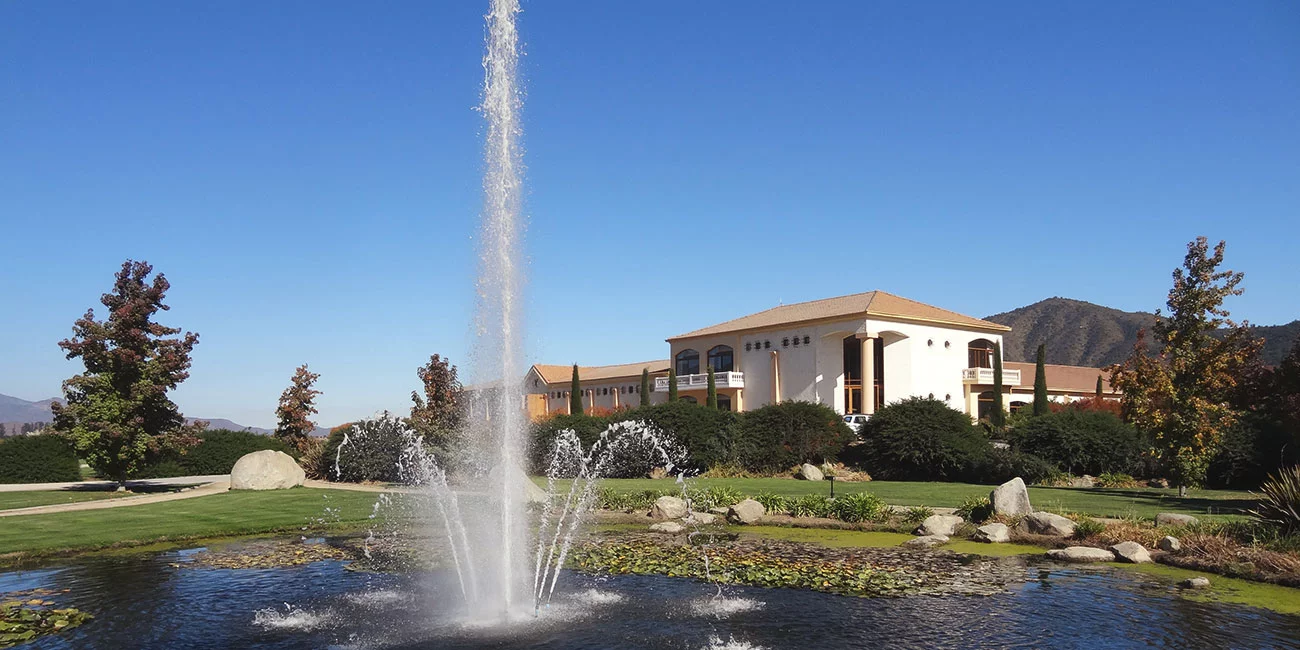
[0,488,392,560]
[547,477,1255,520]
[0,490,134,511]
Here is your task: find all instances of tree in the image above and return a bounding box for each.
[1096,375,1104,398]
[1109,238,1261,495]
[275,364,322,453]
[51,260,202,485]
[569,364,583,415]
[667,366,678,402]
[1033,343,1050,416]
[989,342,1007,428]
[639,368,651,407]
[706,366,718,409]
[410,353,464,456]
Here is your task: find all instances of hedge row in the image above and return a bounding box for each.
[135,429,295,478]
[0,434,82,483]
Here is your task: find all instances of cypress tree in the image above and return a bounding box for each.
[1096,375,1104,398]
[706,366,718,409]
[640,368,651,406]
[569,364,583,415]
[990,342,1007,428]
[668,366,678,402]
[1032,343,1049,416]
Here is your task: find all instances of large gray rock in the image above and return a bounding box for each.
[649,521,686,534]
[1181,577,1211,589]
[797,463,824,481]
[1019,512,1077,537]
[914,514,963,537]
[903,534,949,549]
[727,499,766,524]
[230,450,306,490]
[685,512,718,525]
[1158,536,1182,553]
[1110,541,1153,564]
[973,523,1010,543]
[650,495,688,520]
[991,477,1033,516]
[1047,546,1116,563]
[1155,513,1199,527]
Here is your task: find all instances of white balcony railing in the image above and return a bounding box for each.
[655,371,745,392]
[961,367,1021,385]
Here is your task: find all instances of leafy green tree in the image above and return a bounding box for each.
[569,364,583,415]
[706,367,718,409]
[990,342,1007,428]
[51,260,203,485]
[275,364,322,454]
[1110,238,1261,495]
[667,366,678,402]
[639,368,651,407]
[1033,344,1050,416]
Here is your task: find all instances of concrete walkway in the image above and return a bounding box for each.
[0,480,231,517]
[0,475,230,493]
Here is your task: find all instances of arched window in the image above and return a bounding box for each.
[707,345,734,373]
[680,395,698,405]
[676,349,700,375]
[968,339,995,368]
[716,395,732,412]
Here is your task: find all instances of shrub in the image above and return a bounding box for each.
[955,496,993,523]
[752,492,787,515]
[851,397,989,481]
[132,459,189,479]
[966,448,1061,485]
[298,437,328,480]
[1073,517,1107,539]
[903,505,935,523]
[787,494,834,518]
[833,492,889,523]
[612,402,738,472]
[323,414,412,483]
[179,429,294,475]
[732,401,854,474]
[1096,472,1139,488]
[0,434,81,483]
[686,485,744,511]
[1010,410,1145,476]
[528,413,610,474]
[1250,465,1300,535]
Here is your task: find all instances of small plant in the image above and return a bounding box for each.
[1073,517,1107,539]
[686,485,744,511]
[1096,472,1138,488]
[833,492,889,523]
[902,505,935,524]
[788,494,834,519]
[954,495,993,523]
[752,492,787,515]
[1250,465,1300,535]
[701,462,754,479]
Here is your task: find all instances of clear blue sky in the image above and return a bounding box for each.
[2,1,1296,428]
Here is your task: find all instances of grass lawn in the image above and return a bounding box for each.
[0,490,134,511]
[0,488,394,561]
[543,477,1257,520]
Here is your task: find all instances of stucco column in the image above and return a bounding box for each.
[770,350,781,403]
[612,387,620,409]
[861,336,876,415]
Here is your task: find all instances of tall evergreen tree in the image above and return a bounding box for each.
[569,364,583,415]
[1096,375,1104,398]
[667,366,678,402]
[1032,343,1050,416]
[990,342,1007,428]
[706,366,718,409]
[639,368,651,407]
[51,260,203,485]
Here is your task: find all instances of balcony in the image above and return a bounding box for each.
[961,367,1021,385]
[656,371,745,392]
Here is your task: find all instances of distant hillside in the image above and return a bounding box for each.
[988,298,1299,367]
[0,394,328,437]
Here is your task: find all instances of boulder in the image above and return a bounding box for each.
[1046,546,1115,563]
[973,523,1010,543]
[685,512,717,525]
[708,506,729,516]
[727,499,766,525]
[1158,536,1182,553]
[797,463,824,481]
[230,450,306,490]
[1147,478,1170,489]
[903,534,949,549]
[649,521,686,534]
[1109,541,1152,564]
[990,478,1033,517]
[650,496,688,520]
[914,514,963,537]
[1019,512,1077,537]
[1180,577,1211,589]
[1155,513,1198,527]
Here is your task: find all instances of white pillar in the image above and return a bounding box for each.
[861,336,876,415]
[770,350,781,403]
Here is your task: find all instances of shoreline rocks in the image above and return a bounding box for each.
[727,499,766,525]
[1109,541,1152,564]
[904,534,949,549]
[973,523,1010,543]
[650,496,688,520]
[914,514,963,537]
[1158,536,1182,553]
[1047,546,1115,563]
[649,521,686,534]
[1156,513,1198,527]
[1019,512,1076,537]
[991,478,1033,516]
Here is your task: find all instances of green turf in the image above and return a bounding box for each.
[541,477,1256,520]
[0,488,392,560]
[0,490,134,511]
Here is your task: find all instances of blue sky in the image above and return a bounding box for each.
[2,1,1297,428]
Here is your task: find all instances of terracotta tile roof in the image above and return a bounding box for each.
[668,290,1009,340]
[531,360,669,385]
[1004,361,1113,394]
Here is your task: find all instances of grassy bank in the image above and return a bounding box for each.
[0,490,133,511]
[0,488,394,562]
[552,478,1254,520]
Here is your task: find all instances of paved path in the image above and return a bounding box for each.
[0,480,231,517]
[0,475,230,493]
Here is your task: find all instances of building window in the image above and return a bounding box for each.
[793,337,800,346]
[744,342,752,352]
[676,349,700,375]
[707,345,734,373]
[782,337,789,347]
[717,395,732,412]
[969,339,995,368]
[803,336,810,345]
[680,395,698,405]
[764,341,771,349]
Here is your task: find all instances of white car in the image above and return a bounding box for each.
[842,414,870,435]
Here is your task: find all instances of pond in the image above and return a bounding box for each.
[3,542,1299,649]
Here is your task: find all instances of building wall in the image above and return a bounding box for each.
[530,375,668,415]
